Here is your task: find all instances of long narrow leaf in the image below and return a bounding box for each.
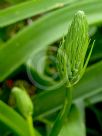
[0,0,102,81]
[0,100,29,136]
[0,0,76,27]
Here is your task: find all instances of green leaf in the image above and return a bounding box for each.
[59,105,86,136]
[0,100,41,136]
[0,122,11,136]
[90,28,102,62]
[85,91,102,105]
[0,0,102,81]
[0,0,76,27]
[0,100,29,136]
[35,130,42,136]
[6,0,29,5]
[33,61,102,117]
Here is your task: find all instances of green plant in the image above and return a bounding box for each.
[49,10,94,136]
[12,87,35,136]
[0,0,102,136]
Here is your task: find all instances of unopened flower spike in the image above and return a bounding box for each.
[11,87,35,136]
[11,87,33,118]
[57,10,94,87]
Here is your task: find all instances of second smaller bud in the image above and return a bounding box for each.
[11,87,33,118]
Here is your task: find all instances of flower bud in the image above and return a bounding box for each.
[12,87,33,118]
[57,11,94,87]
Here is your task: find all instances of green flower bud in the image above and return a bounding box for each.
[12,87,33,118]
[57,10,94,87]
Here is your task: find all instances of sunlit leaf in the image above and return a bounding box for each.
[59,105,86,136]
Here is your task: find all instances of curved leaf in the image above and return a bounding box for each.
[0,100,29,136]
[0,0,76,27]
[0,0,102,81]
[59,105,86,136]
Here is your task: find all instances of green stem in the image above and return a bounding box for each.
[49,87,72,136]
[37,117,52,126]
[27,115,35,136]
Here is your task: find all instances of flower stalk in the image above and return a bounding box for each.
[50,10,94,136]
[12,87,35,136]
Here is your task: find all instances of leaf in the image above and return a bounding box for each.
[90,28,102,62]
[35,130,42,136]
[33,61,102,117]
[59,105,86,136]
[0,100,42,136]
[0,122,11,136]
[6,0,29,5]
[0,0,102,81]
[0,100,29,136]
[85,91,102,105]
[0,0,76,27]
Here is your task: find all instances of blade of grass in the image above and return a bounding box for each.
[85,92,102,106]
[0,100,29,136]
[0,0,77,27]
[0,100,41,136]
[0,0,102,81]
